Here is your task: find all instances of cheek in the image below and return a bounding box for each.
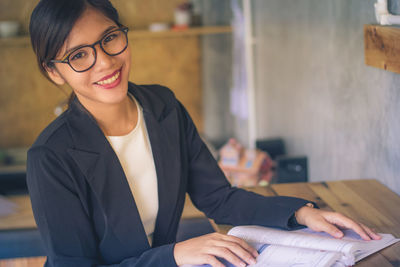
[58,67,93,91]
[122,46,131,71]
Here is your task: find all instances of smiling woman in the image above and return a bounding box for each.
[26,1,381,267]
[30,3,133,125]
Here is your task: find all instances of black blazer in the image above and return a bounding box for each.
[27,83,309,267]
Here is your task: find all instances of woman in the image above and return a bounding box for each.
[27,0,380,266]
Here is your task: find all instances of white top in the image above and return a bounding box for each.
[107,95,159,246]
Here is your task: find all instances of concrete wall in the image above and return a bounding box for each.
[252,0,400,194]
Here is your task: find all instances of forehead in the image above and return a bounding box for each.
[59,7,117,55]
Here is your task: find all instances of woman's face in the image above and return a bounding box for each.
[47,7,131,108]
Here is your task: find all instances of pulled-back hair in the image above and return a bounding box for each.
[29,0,121,80]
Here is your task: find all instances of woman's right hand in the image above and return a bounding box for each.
[173,232,258,267]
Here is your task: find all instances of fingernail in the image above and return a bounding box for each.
[240,263,246,267]
[253,251,259,257]
[335,231,343,238]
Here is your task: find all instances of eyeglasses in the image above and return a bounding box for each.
[50,27,129,73]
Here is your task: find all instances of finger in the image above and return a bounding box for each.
[207,246,248,267]
[214,240,257,266]
[316,218,344,239]
[327,213,371,241]
[222,235,259,257]
[202,255,225,267]
[360,224,381,240]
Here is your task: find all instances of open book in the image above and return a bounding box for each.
[183,225,399,267]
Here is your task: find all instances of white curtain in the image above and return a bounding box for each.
[230,0,249,120]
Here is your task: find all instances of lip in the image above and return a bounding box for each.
[94,68,122,90]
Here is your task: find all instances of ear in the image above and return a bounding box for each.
[44,64,66,85]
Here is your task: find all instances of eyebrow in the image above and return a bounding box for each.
[61,25,118,59]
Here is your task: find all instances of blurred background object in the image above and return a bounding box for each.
[0,21,20,38]
[219,138,274,187]
[173,1,192,30]
[148,22,170,32]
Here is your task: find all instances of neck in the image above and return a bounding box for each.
[78,94,138,136]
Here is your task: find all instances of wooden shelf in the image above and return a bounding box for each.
[0,164,26,174]
[0,35,31,46]
[0,26,232,46]
[129,25,232,39]
[364,24,400,74]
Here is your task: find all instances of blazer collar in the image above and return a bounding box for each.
[66,82,166,153]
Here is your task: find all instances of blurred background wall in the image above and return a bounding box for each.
[252,0,400,194]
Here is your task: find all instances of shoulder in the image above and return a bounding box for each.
[136,83,176,100]
[30,110,73,155]
[129,82,179,110]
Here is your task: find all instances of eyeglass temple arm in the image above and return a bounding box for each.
[50,59,68,63]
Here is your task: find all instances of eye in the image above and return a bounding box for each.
[103,33,118,44]
[70,50,87,61]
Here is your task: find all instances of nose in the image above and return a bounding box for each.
[94,43,115,70]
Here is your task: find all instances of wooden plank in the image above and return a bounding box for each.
[356,252,394,267]
[308,182,366,222]
[0,165,26,174]
[309,181,391,227]
[209,220,232,235]
[181,194,206,219]
[343,179,400,227]
[129,26,232,39]
[272,182,332,210]
[364,24,400,74]
[326,180,393,227]
[0,196,36,230]
[0,257,46,267]
[380,242,400,267]
[130,35,203,132]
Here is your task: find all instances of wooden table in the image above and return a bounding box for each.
[1,179,399,267]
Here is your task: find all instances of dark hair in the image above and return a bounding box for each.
[29,0,121,82]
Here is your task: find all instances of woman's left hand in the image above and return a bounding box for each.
[295,205,382,241]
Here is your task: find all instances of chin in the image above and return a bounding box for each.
[101,86,129,105]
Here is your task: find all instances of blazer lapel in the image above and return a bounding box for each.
[64,83,183,251]
[129,84,183,246]
[65,96,150,255]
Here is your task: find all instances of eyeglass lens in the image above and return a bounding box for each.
[69,29,127,72]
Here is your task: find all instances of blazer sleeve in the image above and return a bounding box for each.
[179,102,311,230]
[27,146,178,267]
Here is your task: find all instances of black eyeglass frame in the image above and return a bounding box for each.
[50,27,129,73]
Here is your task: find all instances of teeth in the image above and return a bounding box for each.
[97,71,120,85]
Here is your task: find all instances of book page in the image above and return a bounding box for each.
[299,228,400,262]
[181,243,341,267]
[252,243,341,267]
[228,226,357,255]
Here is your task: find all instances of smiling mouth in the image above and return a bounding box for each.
[95,69,121,85]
